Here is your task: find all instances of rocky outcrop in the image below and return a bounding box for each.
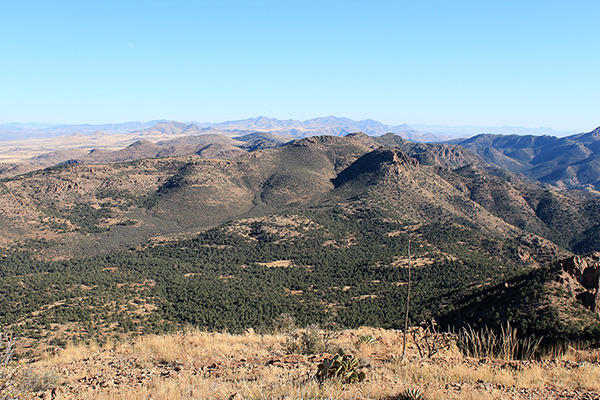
[558,252,600,313]
[331,148,418,187]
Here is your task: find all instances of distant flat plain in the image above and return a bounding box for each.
[0,131,188,163]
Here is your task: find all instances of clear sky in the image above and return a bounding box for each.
[1,0,598,132]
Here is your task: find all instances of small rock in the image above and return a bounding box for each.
[282,354,307,364]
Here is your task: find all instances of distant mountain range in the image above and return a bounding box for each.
[1,116,578,143]
[2,118,600,195]
[412,124,574,137]
[0,120,168,138]
[0,116,436,142]
[128,118,447,142]
[194,116,418,138]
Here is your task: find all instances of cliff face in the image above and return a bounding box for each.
[558,252,600,314]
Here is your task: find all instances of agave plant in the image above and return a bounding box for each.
[356,334,377,345]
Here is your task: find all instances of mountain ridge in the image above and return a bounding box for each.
[2,132,598,259]
[452,126,600,193]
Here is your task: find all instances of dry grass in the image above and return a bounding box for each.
[31,328,600,400]
[39,340,112,365]
[132,328,283,366]
[457,322,542,360]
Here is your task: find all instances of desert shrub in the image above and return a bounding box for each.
[285,325,325,354]
[23,369,59,393]
[1,330,14,365]
[284,321,342,354]
[410,319,453,358]
[0,363,35,400]
[319,320,342,351]
[272,313,297,335]
[1,329,34,399]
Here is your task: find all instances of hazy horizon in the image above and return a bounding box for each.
[0,115,585,137]
[2,1,598,132]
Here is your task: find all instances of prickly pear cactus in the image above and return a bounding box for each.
[316,349,365,383]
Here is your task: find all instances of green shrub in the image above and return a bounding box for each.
[285,325,325,354]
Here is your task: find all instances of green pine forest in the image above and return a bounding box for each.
[2,205,597,353]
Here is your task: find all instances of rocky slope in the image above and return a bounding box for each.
[444,252,600,342]
[558,253,600,315]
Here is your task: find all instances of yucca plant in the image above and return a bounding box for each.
[316,349,365,383]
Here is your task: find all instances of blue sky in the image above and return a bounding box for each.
[1,0,598,132]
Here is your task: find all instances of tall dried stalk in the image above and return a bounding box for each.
[401,240,411,361]
[1,330,14,365]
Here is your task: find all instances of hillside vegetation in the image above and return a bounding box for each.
[1,134,600,354]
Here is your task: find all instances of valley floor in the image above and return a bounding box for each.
[19,328,600,400]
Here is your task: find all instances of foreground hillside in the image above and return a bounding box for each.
[8,327,600,400]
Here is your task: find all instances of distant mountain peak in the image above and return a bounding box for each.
[127,139,155,148]
[345,131,369,138]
